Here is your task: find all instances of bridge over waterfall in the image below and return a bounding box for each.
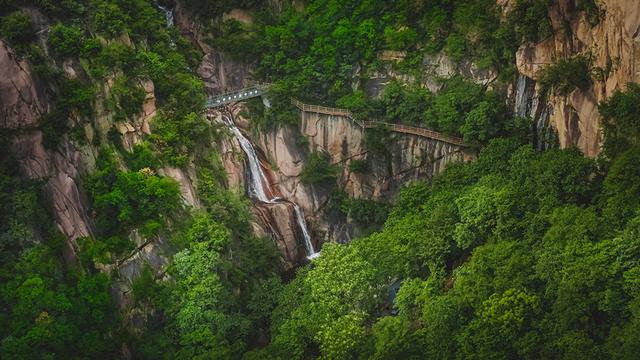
[206,84,270,108]
[291,99,468,147]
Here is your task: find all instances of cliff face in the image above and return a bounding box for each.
[213,105,468,265]
[174,2,253,95]
[1,41,91,262]
[1,34,198,323]
[512,0,640,157]
[174,3,473,265]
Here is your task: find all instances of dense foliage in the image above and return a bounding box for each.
[211,0,539,125]
[254,136,640,359]
[0,132,120,358]
[3,0,635,359]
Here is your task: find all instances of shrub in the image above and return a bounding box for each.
[380,81,433,125]
[301,151,338,184]
[538,55,592,97]
[111,75,146,119]
[383,26,417,51]
[599,83,640,158]
[349,159,368,173]
[125,142,159,171]
[425,77,484,135]
[86,150,181,237]
[0,11,33,52]
[336,90,381,121]
[91,1,130,36]
[342,198,390,230]
[509,0,552,43]
[50,23,85,57]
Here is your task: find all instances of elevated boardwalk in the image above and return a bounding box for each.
[206,84,270,108]
[291,99,468,147]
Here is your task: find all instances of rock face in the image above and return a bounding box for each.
[0,42,47,129]
[1,41,91,261]
[173,1,253,95]
[0,37,191,319]
[215,105,469,265]
[511,0,640,157]
[257,111,468,244]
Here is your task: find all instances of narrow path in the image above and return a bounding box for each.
[291,99,468,147]
[205,86,468,147]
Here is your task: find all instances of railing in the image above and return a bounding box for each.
[291,98,467,147]
[206,83,271,107]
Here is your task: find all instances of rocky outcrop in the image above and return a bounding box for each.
[1,41,92,261]
[511,0,640,157]
[364,52,497,97]
[216,104,468,257]
[0,41,47,129]
[173,1,253,95]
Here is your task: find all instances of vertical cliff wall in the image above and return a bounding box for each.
[511,0,640,157]
[1,40,92,261]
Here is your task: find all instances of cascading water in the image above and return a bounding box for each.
[293,204,319,259]
[158,0,317,260]
[222,114,319,259]
[221,115,270,202]
[155,1,174,27]
[514,74,556,150]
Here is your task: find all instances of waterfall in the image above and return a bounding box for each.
[514,73,556,150]
[222,114,319,259]
[222,115,270,202]
[514,74,532,118]
[293,204,319,259]
[155,1,174,28]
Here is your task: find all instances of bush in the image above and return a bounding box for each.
[0,11,33,52]
[425,77,484,135]
[301,151,338,184]
[86,150,181,238]
[336,90,381,121]
[349,159,368,173]
[111,75,146,119]
[50,23,85,57]
[599,83,640,158]
[508,0,552,43]
[91,0,130,36]
[380,81,433,125]
[125,142,159,171]
[538,55,592,97]
[342,198,390,229]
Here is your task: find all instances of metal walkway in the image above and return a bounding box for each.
[206,84,270,108]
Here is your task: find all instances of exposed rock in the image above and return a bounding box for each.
[223,106,469,254]
[174,2,253,95]
[252,202,307,265]
[365,52,497,97]
[118,79,156,151]
[197,51,253,95]
[0,41,47,129]
[514,0,640,157]
[1,42,92,261]
[158,166,201,208]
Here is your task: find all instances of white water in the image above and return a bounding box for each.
[222,115,270,202]
[514,74,554,151]
[222,115,319,259]
[155,1,174,27]
[293,204,318,258]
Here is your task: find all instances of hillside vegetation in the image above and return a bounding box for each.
[1,0,639,359]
